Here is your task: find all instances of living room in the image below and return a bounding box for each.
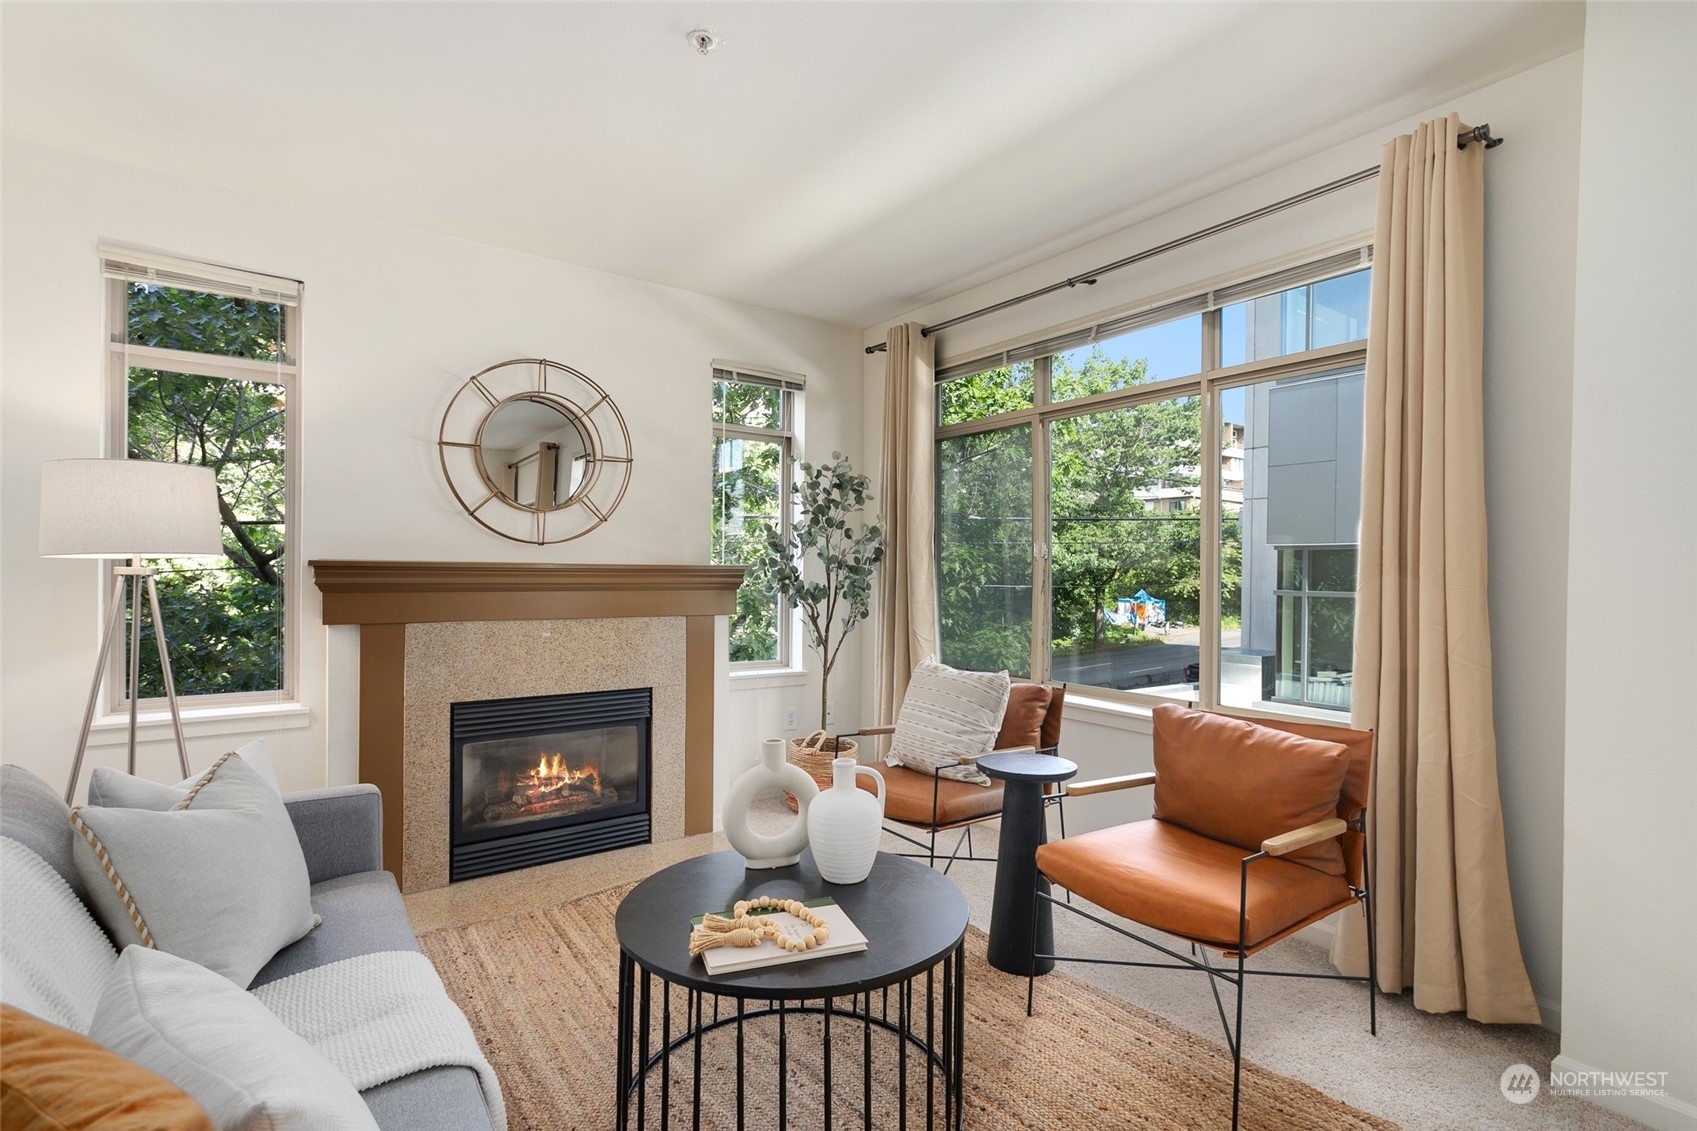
[1,3,1690,1130]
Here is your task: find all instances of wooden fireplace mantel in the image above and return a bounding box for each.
[309,560,744,886]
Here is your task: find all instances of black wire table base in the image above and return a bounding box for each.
[615,942,967,1131]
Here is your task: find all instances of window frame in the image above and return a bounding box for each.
[103,261,302,711]
[712,365,803,672]
[1269,546,1360,711]
[933,253,1370,720]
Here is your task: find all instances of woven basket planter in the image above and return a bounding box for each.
[784,731,859,811]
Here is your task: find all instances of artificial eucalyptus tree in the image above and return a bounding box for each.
[764,454,884,734]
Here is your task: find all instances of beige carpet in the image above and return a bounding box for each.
[419,883,1400,1131]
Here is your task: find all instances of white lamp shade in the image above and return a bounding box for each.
[39,459,223,559]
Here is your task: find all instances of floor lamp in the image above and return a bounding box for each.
[40,459,223,803]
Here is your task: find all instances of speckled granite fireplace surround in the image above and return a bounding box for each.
[310,562,743,893]
[406,617,683,891]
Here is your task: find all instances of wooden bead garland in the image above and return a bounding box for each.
[688,898,830,958]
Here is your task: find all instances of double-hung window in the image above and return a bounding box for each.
[103,248,300,705]
[936,251,1369,718]
[711,364,803,668]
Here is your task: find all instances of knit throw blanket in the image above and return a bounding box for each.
[252,950,507,1131]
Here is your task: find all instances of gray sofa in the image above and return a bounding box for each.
[0,764,495,1131]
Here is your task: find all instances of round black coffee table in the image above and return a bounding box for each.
[977,751,1077,976]
[614,848,968,1130]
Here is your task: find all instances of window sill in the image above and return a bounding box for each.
[1062,693,1157,733]
[1060,691,1351,731]
[87,702,311,746]
[729,666,809,690]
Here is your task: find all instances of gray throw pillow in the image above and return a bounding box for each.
[90,945,378,1131]
[69,752,317,988]
[88,739,278,809]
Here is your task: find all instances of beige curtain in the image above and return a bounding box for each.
[1334,113,1541,1024]
[874,323,938,726]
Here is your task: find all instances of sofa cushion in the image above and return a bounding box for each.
[250,871,420,989]
[1151,705,1350,875]
[69,753,317,987]
[90,946,379,1131]
[0,836,117,1032]
[361,1067,496,1131]
[1,764,91,906]
[1,1003,214,1130]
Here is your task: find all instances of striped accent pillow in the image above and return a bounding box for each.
[887,659,1011,787]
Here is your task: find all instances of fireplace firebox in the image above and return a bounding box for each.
[449,688,651,881]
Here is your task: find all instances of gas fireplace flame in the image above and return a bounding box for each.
[525,752,601,795]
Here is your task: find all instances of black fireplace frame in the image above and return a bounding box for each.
[449,687,652,882]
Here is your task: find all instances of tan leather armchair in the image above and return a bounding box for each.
[1029,704,1377,1130]
[837,680,1066,870]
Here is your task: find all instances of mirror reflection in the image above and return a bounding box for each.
[478,395,594,511]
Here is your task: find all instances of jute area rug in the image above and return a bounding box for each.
[419,883,1397,1131]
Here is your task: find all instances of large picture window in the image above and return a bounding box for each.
[935,255,1368,717]
[104,250,300,704]
[711,366,802,667]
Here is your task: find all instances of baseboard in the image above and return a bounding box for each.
[1550,1055,1697,1131]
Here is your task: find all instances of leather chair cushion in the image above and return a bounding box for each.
[858,763,1006,826]
[1151,704,1349,875]
[995,683,1051,750]
[1036,821,1352,950]
[1245,716,1374,889]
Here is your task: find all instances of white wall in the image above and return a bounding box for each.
[860,53,1584,1027]
[1558,6,1697,1128]
[0,140,864,808]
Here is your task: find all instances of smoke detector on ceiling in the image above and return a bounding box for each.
[686,29,721,56]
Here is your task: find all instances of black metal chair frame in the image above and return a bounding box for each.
[833,730,1068,873]
[1027,806,1378,1130]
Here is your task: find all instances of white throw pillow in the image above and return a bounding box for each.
[89,739,278,808]
[888,658,1010,787]
[70,752,317,987]
[0,836,118,1032]
[89,945,379,1131]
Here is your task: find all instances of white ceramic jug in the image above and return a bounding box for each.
[723,738,818,868]
[806,756,886,884]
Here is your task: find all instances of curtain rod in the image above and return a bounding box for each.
[865,123,1503,355]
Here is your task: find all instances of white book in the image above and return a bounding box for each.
[692,899,869,976]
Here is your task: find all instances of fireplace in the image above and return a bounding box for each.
[449,688,652,881]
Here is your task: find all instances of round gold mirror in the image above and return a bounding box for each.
[438,359,632,544]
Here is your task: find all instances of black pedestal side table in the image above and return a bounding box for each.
[977,751,1077,976]
[614,848,969,1130]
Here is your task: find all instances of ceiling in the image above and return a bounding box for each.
[1,3,1583,328]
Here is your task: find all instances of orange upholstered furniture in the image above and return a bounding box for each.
[845,679,1066,868]
[1030,704,1377,1130]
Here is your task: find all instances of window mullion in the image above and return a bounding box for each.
[1199,379,1223,710]
[1031,417,1052,682]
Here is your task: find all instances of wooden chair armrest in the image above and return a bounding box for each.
[845,726,896,737]
[1064,772,1156,797]
[956,744,1036,765]
[1261,817,1348,857]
